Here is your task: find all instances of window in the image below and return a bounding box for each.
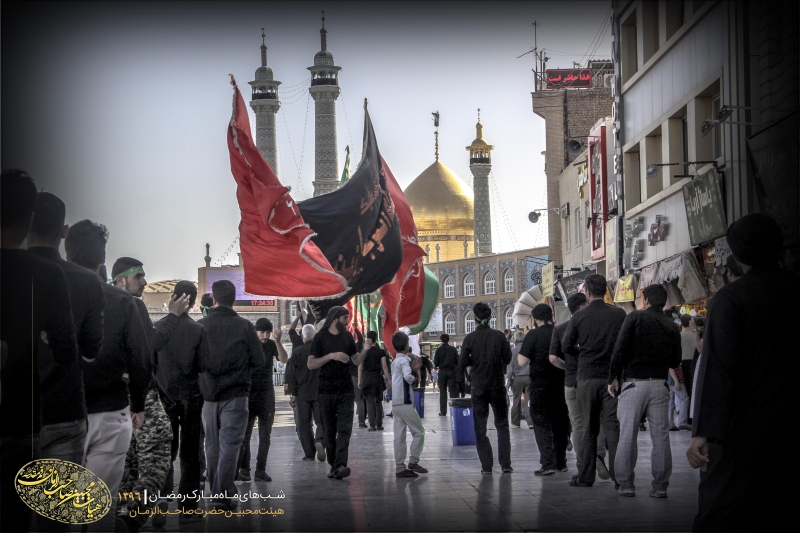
[464,312,475,334]
[576,208,582,245]
[620,9,638,83]
[503,269,514,293]
[463,274,475,297]
[565,216,571,251]
[484,272,496,294]
[711,93,723,160]
[443,276,455,299]
[290,302,297,320]
[489,311,497,330]
[505,308,514,330]
[445,314,456,335]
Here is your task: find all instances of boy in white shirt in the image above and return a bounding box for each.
[391,331,428,478]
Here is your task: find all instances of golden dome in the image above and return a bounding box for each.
[404,160,474,233]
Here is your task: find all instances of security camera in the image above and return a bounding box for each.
[528,212,541,223]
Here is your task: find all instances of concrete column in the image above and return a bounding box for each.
[623,151,641,208]
[661,118,684,187]
[687,97,713,165]
[640,136,662,200]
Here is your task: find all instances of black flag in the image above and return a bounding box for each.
[298,106,403,321]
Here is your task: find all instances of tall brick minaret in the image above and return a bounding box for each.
[248,29,281,174]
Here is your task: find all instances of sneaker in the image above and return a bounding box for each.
[566,437,574,452]
[679,423,692,431]
[481,470,492,475]
[302,456,316,461]
[439,412,447,416]
[639,423,647,431]
[649,489,668,498]
[669,426,680,431]
[358,422,368,428]
[558,466,569,472]
[236,468,251,481]
[377,426,384,430]
[254,470,271,482]
[368,427,377,432]
[315,442,326,462]
[534,469,556,476]
[408,463,428,473]
[151,499,169,527]
[333,466,351,479]
[618,487,636,497]
[502,466,513,473]
[596,456,610,480]
[569,476,592,487]
[396,469,419,478]
[327,468,335,478]
[387,412,393,417]
[511,424,520,429]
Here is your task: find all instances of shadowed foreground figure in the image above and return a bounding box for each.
[688,213,798,532]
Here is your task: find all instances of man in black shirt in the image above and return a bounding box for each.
[198,280,265,510]
[236,317,288,482]
[1,171,79,533]
[549,293,609,478]
[688,214,798,532]
[27,193,106,532]
[562,274,626,488]
[608,284,681,498]
[154,281,209,521]
[308,306,372,480]
[358,331,391,431]
[112,256,187,529]
[459,302,513,474]
[65,220,152,533]
[519,304,569,476]
[433,334,459,416]
[287,324,326,461]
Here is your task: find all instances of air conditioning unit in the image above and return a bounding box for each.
[604,74,615,89]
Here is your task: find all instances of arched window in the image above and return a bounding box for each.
[505,307,514,330]
[489,311,497,330]
[445,313,456,335]
[504,269,514,293]
[463,274,475,297]
[443,276,455,299]
[464,311,475,334]
[484,271,496,294]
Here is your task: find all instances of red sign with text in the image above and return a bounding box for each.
[589,123,608,261]
[546,68,593,89]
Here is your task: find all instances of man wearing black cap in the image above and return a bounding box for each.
[687,213,798,532]
[236,317,288,482]
[308,306,373,479]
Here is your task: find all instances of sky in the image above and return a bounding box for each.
[2,1,613,283]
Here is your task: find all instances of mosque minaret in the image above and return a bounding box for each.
[467,110,494,255]
[249,29,281,175]
[309,12,342,197]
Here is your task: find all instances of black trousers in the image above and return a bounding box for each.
[438,370,458,415]
[237,389,275,472]
[576,378,620,485]
[351,375,366,425]
[364,394,384,429]
[529,383,570,470]
[471,387,511,471]
[163,395,203,510]
[318,393,354,469]
[296,399,324,459]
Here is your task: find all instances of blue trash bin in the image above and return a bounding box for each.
[449,398,476,446]
[413,388,424,418]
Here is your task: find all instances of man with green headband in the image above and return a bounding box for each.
[112,256,189,530]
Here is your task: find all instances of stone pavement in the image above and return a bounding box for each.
[137,388,700,532]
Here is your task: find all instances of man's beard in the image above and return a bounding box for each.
[334,321,344,333]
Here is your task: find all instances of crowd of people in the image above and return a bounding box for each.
[1,168,794,532]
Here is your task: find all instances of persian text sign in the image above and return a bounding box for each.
[546,68,593,89]
[682,168,727,246]
[542,262,555,298]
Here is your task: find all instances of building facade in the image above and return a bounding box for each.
[421,246,549,345]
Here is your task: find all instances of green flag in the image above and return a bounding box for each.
[406,266,440,335]
[339,145,351,187]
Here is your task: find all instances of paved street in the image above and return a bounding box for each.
[139,388,700,532]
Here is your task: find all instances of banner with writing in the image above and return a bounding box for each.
[682,168,727,246]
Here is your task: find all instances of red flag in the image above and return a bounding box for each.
[379,157,427,356]
[227,76,347,299]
